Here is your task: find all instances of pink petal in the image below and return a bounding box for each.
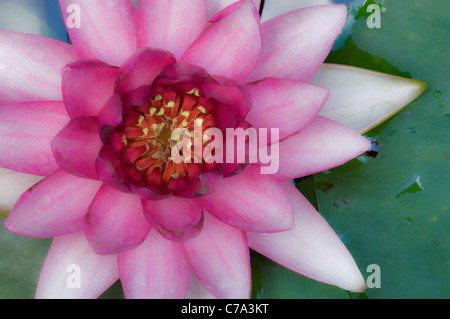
[137,0,208,61]
[181,0,262,82]
[244,78,329,142]
[4,170,102,238]
[36,232,119,299]
[205,0,260,19]
[246,5,347,82]
[61,60,119,118]
[59,0,137,66]
[182,213,251,299]
[116,48,176,93]
[85,185,150,255]
[119,229,192,299]
[202,78,249,119]
[51,117,102,180]
[142,196,204,242]
[0,168,42,214]
[0,29,77,103]
[248,182,367,292]
[270,116,371,181]
[0,101,69,176]
[201,164,293,232]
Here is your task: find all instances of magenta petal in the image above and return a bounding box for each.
[181,0,262,82]
[51,117,102,180]
[0,101,69,176]
[137,0,208,61]
[246,5,347,82]
[0,30,77,103]
[244,78,329,142]
[142,196,204,242]
[119,229,192,299]
[61,60,119,118]
[98,94,124,134]
[116,48,176,93]
[201,164,294,232]
[85,185,150,255]
[36,232,119,299]
[59,0,137,66]
[4,170,102,238]
[95,146,130,193]
[247,182,367,292]
[182,213,251,299]
[271,116,371,181]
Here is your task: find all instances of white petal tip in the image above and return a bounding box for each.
[314,64,429,134]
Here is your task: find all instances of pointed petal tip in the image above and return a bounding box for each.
[351,280,368,293]
[3,218,17,234]
[357,77,428,135]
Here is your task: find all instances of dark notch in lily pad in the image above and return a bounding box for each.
[366,137,380,159]
[259,0,266,16]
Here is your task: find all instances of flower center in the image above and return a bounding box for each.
[111,84,217,194]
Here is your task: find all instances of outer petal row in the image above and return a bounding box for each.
[59,0,137,66]
[35,231,119,299]
[263,116,371,181]
[246,5,348,83]
[0,101,69,176]
[4,170,102,238]
[0,30,77,103]
[248,182,367,292]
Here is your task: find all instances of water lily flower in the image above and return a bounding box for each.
[0,0,425,299]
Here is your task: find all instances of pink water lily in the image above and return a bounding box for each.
[0,0,372,298]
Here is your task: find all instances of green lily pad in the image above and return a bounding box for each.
[0,218,51,298]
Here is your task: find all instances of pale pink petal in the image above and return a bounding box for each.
[261,0,333,22]
[0,168,42,215]
[137,0,208,61]
[36,232,119,299]
[185,274,216,299]
[4,170,102,238]
[142,196,204,242]
[0,29,77,103]
[270,116,371,181]
[205,0,260,19]
[201,164,293,232]
[85,185,151,255]
[51,117,102,180]
[0,101,69,176]
[244,78,329,142]
[181,0,262,82]
[61,60,119,118]
[116,48,176,93]
[59,0,137,66]
[119,229,192,299]
[246,5,347,82]
[182,213,251,299]
[248,182,367,292]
